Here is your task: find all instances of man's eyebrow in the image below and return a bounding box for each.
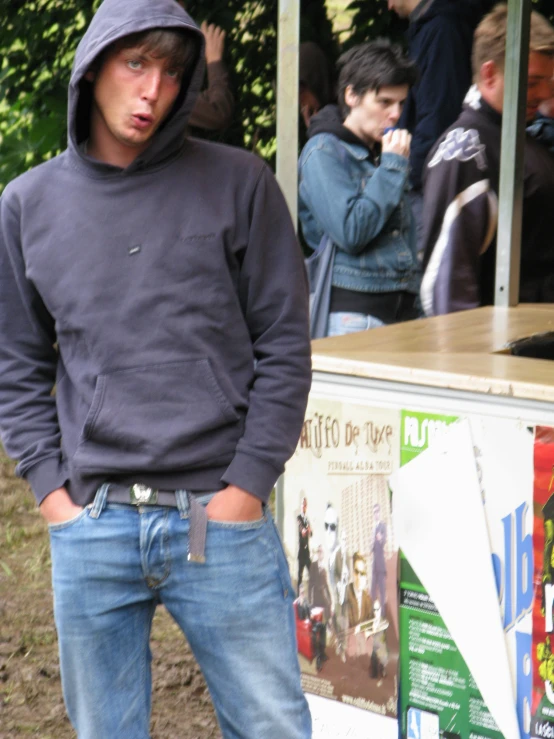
[377,95,406,104]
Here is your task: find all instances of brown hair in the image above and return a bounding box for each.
[473,3,554,80]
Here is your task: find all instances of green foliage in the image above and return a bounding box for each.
[345,0,407,49]
[0,1,98,189]
[0,0,336,190]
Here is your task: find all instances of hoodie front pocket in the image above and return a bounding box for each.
[74,359,240,474]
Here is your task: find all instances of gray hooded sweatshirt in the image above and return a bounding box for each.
[0,0,311,506]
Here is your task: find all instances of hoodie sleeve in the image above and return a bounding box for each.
[407,18,473,190]
[221,166,312,501]
[0,193,68,503]
[299,137,410,253]
[420,127,498,316]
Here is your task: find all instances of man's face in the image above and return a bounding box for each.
[353,558,367,591]
[343,85,409,147]
[387,0,414,18]
[301,497,307,515]
[299,85,321,128]
[483,52,554,121]
[527,52,554,120]
[87,43,183,162]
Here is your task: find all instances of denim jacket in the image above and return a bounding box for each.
[298,133,420,294]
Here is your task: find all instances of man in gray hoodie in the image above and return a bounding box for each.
[0,1,312,737]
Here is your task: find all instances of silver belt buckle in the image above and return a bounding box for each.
[130,484,158,505]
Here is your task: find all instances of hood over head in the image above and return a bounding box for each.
[69,0,204,172]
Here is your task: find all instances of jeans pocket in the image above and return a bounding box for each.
[48,506,91,532]
[207,513,266,530]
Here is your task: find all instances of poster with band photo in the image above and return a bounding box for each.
[282,395,400,718]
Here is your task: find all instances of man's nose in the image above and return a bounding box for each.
[390,103,403,123]
[142,71,162,102]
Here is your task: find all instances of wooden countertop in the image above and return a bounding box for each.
[311,306,554,403]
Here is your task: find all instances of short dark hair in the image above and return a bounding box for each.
[337,39,417,119]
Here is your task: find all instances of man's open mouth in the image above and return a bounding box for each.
[132,113,154,127]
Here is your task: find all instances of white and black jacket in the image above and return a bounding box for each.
[420,94,554,316]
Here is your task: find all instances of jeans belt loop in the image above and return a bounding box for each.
[175,489,189,519]
[89,483,110,519]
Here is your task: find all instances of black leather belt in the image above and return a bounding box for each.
[107,484,179,506]
[106,484,222,507]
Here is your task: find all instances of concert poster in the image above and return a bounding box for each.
[282,395,400,718]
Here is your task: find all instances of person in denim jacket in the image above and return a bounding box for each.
[299,40,421,337]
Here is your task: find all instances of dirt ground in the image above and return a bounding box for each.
[0,453,220,739]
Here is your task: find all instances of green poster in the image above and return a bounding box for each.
[400,410,458,466]
[399,411,502,739]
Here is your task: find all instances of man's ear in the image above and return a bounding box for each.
[480,60,499,91]
[344,84,360,111]
[84,69,95,82]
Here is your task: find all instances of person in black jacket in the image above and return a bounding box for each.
[388,0,489,253]
[420,4,554,316]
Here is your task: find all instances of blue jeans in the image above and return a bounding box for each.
[327,311,385,337]
[48,485,312,739]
